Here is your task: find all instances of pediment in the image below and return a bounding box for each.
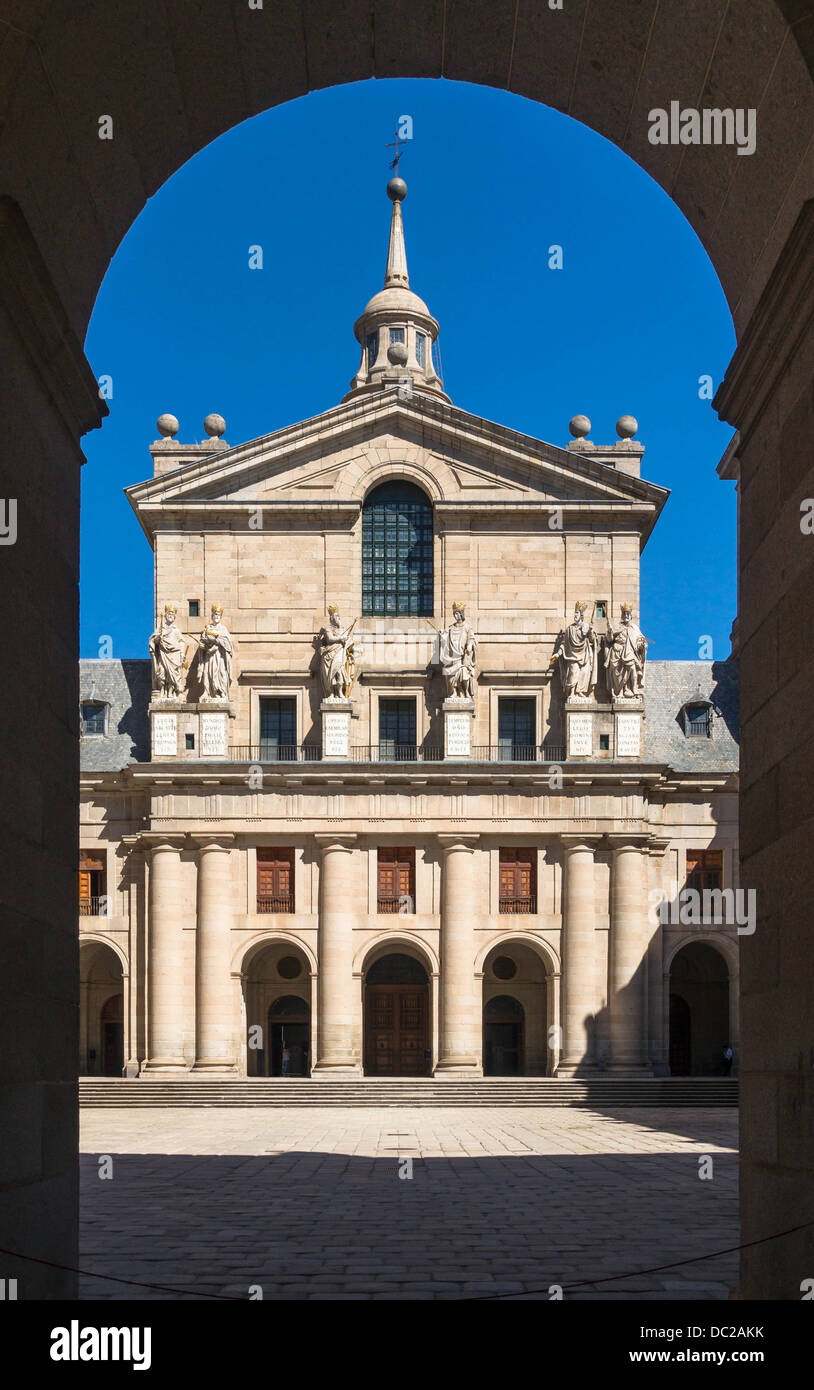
[127,389,667,535]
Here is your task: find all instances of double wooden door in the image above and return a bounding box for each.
[365,983,429,1076]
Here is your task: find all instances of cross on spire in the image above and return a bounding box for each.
[386,127,406,172]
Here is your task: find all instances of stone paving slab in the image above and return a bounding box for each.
[79,1106,738,1301]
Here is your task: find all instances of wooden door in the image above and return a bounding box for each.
[365,984,429,1076]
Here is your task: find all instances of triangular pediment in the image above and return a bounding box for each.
[127,389,668,541]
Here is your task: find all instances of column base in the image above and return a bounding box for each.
[434,1058,483,1077]
[190,1060,239,1075]
[311,1059,362,1077]
[141,1058,188,1074]
[555,1062,602,1077]
[607,1064,654,1076]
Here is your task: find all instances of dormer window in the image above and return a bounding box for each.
[415,332,426,369]
[366,331,379,371]
[81,701,108,737]
[684,701,712,737]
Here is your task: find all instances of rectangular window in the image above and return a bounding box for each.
[377,847,415,914]
[185,733,195,750]
[599,733,610,750]
[259,697,297,760]
[257,848,295,913]
[389,326,405,344]
[79,850,106,916]
[497,698,536,760]
[686,849,723,893]
[499,848,537,914]
[685,704,712,736]
[415,332,426,369]
[81,702,106,736]
[366,330,379,370]
[595,600,607,618]
[188,599,199,617]
[379,698,417,760]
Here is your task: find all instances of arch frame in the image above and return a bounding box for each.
[353,458,451,503]
[353,931,439,978]
[475,930,560,977]
[232,930,318,978]
[78,933,129,976]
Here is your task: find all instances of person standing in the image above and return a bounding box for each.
[281,1044,292,1077]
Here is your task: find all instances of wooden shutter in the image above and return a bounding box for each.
[499,848,536,910]
[377,848,415,910]
[686,849,722,891]
[257,849,294,906]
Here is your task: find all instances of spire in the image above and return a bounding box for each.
[384,178,410,288]
[343,177,450,404]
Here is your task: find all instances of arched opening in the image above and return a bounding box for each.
[361,480,434,617]
[364,951,430,1076]
[482,941,550,1075]
[79,942,124,1077]
[242,942,312,1077]
[268,994,311,1077]
[669,942,731,1076]
[484,995,525,1076]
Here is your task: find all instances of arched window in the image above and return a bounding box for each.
[362,480,433,616]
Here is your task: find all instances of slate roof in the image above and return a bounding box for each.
[78,657,739,776]
[79,659,151,771]
[643,660,739,773]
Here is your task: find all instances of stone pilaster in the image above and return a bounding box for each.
[607,834,652,1073]
[191,834,237,1073]
[313,834,360,1075]
[435,833,482,1076]
[142,834,188,1072]
[557,835,601,1075]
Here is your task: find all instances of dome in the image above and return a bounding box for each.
[360,284,432,321]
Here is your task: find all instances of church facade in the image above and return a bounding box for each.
[78,178,740,1082]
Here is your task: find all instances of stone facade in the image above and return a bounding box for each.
[79,183,740,1084]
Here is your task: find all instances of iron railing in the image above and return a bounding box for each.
[499,896,538,915]
[79,897,105,917]
[256,897,295,914]
[471,745,565,763]
[231,745,322,763]
[377,896,414,915]
[227,743,565,764]
[350,744,444,762]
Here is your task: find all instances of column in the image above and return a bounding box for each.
[192,834,237,1073]
[143,835,187,1072]
[436,834,482,1076]
[557,835,600,1075]
[607,835,652,1073]
[313,834,359,1075]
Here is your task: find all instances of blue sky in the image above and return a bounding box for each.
[81,77,736,661]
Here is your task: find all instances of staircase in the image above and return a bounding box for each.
[79,1077,738,1108]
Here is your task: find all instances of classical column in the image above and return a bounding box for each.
[192,834,237,1073]
[607,834,652,1073]
[143,834,187,1072]
[436,834,482,1076]
[313,834,359,1075]
[557,835,601,1075]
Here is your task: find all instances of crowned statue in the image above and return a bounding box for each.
[437,601,478,701]
[149,602,186,699]
[604,603,648,699]
[553,600,599,701]
[318,605,361,701]
[197,604,233,701]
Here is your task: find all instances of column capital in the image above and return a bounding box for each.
[191,833,235,851]
[606,832,649,851]
[314,833,357,853]
[437,833,480,852]
[140,832,186,854]
[647,836,672,857]
[561,834,601,854]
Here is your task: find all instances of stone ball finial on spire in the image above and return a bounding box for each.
[616,414,638,439]
[387,176,407,202]
[157,413,179,438]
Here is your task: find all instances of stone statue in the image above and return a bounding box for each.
[149,603,185,699]
[197,604,233,701]
[604,603,648,699]
[553,600,599,701]
[318,605,360,701]
[438,601,478,701]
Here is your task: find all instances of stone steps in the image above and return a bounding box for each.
[79,1077,738,1107]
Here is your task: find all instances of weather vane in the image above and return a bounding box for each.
[386,127,407,173]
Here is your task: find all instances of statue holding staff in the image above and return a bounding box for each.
[318,605,360,701]
[197,603,233,700]
[149,602,185,699]
[553,600,599,700]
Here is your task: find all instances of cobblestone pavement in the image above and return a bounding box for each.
[79,1107,738,1300]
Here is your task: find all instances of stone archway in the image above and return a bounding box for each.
[668,941,732,1077]
[481,940,554,1076]
[363,950,431,1077]
[4,0,814,1298]
[79,940,124,1077]
[241,941,313,1077]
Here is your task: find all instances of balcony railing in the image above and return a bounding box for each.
[228,743,565,764]
[256,896,295,914]
[377,896,414,914]
[79,897,105,917]
[499,896,538,915]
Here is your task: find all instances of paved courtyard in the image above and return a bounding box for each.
[79,1106,738,1300]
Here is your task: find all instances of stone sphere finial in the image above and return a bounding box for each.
[616,414,638,439]
[568,414,591,439]
[387,341,408,366]
[157,413,179,438]
[204,413,226,438]
[387,176,407,202]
